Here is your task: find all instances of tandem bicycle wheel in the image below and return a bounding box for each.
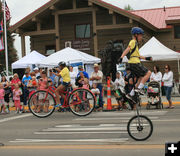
[127,115,153,141]
[28,90,56,118]
[68,88,96,117]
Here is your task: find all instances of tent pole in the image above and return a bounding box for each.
[178,58,180,82]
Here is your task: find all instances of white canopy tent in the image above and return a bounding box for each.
[139,37,180,74]
[38,47,101,67]
[12,50,46,69]
[139,37,180,61]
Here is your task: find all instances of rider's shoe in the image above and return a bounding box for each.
[56,103,64,108]
[134,88,144,95]
[126,94,135,102]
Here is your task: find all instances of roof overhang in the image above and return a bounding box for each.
[10,0,162,33]
[90,0,159,32]
[9,0,59,33]
[166,15,180,24]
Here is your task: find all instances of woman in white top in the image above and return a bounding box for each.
[69,66,77,88]
[150,66,162,83]
[162,65,174,109]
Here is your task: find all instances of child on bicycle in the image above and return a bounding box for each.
[118,27,152,98]
[54,62,71,108]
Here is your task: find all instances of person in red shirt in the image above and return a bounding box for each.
[10,73,21,91]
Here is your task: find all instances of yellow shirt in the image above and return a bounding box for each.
[128,39,140,64]
[60,67,70,83]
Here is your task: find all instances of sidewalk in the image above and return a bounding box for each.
[7,95,180,111]
[103,95,180,107]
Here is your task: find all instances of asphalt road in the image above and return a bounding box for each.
[0,105,180,156]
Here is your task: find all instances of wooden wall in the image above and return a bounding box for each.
[59,12,94,55]
[155,30,180,51]
[30,35,56,55]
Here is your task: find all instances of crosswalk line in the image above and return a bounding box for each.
[34,131,132,135]
[74,116,159,121]
[10,138,129,143]
[91,111,167,117]
[43,127,128,131]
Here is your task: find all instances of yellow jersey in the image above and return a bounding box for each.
[128,39,140,64]
[60,67,70,83]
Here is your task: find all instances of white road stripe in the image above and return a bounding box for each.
[56,125,81,128]
[152,119,180,122]
[75,116,159,121]
[10,138,129,143]
[0,114,32,123]
[44,127,128,131]
[92,111,167,117]
[34,131,133,135]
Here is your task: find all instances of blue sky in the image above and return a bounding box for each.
[6,0,180,58]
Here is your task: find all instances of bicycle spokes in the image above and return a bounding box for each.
[68,89,95,116]
[127,115,153,141]
[28,91,56,118]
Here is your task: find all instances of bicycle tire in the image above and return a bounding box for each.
[28,90,56,118]
[127,115,153,141]
[68,88,95,117]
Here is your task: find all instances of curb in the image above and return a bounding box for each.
[0,143,4,146]
[7,101,180,111]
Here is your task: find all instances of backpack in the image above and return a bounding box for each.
[127,42,138,59]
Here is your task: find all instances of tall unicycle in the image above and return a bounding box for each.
[127,115,153,141]
[68,88,95,116]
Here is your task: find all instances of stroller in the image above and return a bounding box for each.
[146,81,163,109]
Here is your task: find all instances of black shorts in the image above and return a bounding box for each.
[129,63,148,78]
[62,82,70,88]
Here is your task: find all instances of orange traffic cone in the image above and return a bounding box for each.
[107,77,112,110]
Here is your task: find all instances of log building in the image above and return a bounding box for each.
[9,0,180,80]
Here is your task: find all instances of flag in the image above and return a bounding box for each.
[0,20,4,51]
[2,1,11,21]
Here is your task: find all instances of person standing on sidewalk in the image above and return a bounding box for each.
[1,76,10,113]
[69,66,77,88]
[13,84,22,114]
[150,66,162,84]
[90,64,104,111]
[162,65,174,109]
[22,71,32,112]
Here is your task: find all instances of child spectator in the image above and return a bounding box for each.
[0,83,6,114]
[37,71,49,113]
[28,76,38,98]
[83,78,90,89]
[111,72,125,110]
[91,83,100,110]
[13,83,22,113]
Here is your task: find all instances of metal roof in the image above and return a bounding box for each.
[131,6,180,29]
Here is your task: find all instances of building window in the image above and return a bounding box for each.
[75,24,90,39]
[174,25,180,39]
[46,45,56,55]
[76,0,89,8]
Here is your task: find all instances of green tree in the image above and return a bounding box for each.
[0,1,18,72]
[124,4,134,11]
